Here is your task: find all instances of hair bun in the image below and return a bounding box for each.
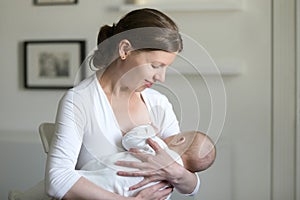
[97,24,115,45]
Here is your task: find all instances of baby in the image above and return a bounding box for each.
[78,125,216,198]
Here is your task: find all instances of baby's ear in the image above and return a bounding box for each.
[173,136,186,146]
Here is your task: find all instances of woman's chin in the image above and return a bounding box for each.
[135,85,147,92]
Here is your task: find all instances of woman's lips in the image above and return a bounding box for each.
[145,80,153,88]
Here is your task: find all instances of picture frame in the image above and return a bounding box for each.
[33,0,78,6]
[24,40,85,89]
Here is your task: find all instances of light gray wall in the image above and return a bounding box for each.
[0,0,296,199]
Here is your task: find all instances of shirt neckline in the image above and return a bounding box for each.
[93,72,154,136]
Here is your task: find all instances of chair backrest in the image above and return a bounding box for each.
[39,122,55,153]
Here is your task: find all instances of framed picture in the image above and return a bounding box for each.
[24,40,85,89]
[34,0,78,6]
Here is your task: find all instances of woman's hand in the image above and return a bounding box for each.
[132,181,173,200]
[115,138,184,191]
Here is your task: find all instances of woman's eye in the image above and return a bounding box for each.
[151,64,160,69]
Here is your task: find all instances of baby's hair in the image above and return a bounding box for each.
[184,132,216,172]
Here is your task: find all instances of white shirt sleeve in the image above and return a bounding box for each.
[159,95,180,138]
[184,173,201,196]
[142,89,180,139]
[45,90,85,199]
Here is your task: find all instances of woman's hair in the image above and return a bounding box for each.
[92,8,183,69]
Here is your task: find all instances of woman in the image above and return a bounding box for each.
[45,8,200,200]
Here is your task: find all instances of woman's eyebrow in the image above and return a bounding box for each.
[152,61,167,66]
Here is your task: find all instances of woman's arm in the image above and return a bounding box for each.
[45,91,121,199]
[45,90,85,198]
[148,138,198,194]
[63,177,126,200]
[63,177,173,200]
[116,138,199,195]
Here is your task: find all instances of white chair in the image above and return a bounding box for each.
[39,123,55,153]
[8,123,55,200]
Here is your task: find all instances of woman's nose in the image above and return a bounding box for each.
[154,68,166,82]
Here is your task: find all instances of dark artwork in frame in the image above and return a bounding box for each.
[24,40,85,89]
[33,0,78,6]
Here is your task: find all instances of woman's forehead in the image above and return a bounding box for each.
[141,50,177,64]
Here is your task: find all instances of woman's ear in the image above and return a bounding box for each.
[119,39,132,60]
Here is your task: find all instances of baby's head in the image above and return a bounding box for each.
[164,131,216,172]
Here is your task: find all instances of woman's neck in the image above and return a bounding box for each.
[98,63,132,97]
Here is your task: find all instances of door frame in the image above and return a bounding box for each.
[296,0,300,199]
[272,0,296,199]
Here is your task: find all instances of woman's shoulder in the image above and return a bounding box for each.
[65,74,97,94]
[73,73,97,92]
[60,74,98,102]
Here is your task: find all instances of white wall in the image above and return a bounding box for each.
[0,0,296,199]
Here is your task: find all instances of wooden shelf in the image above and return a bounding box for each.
[167,64,243,76]
[117,1,243,12]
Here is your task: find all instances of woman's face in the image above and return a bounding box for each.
[119,50,177,92]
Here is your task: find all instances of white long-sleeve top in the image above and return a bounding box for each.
[45,73,181,199]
